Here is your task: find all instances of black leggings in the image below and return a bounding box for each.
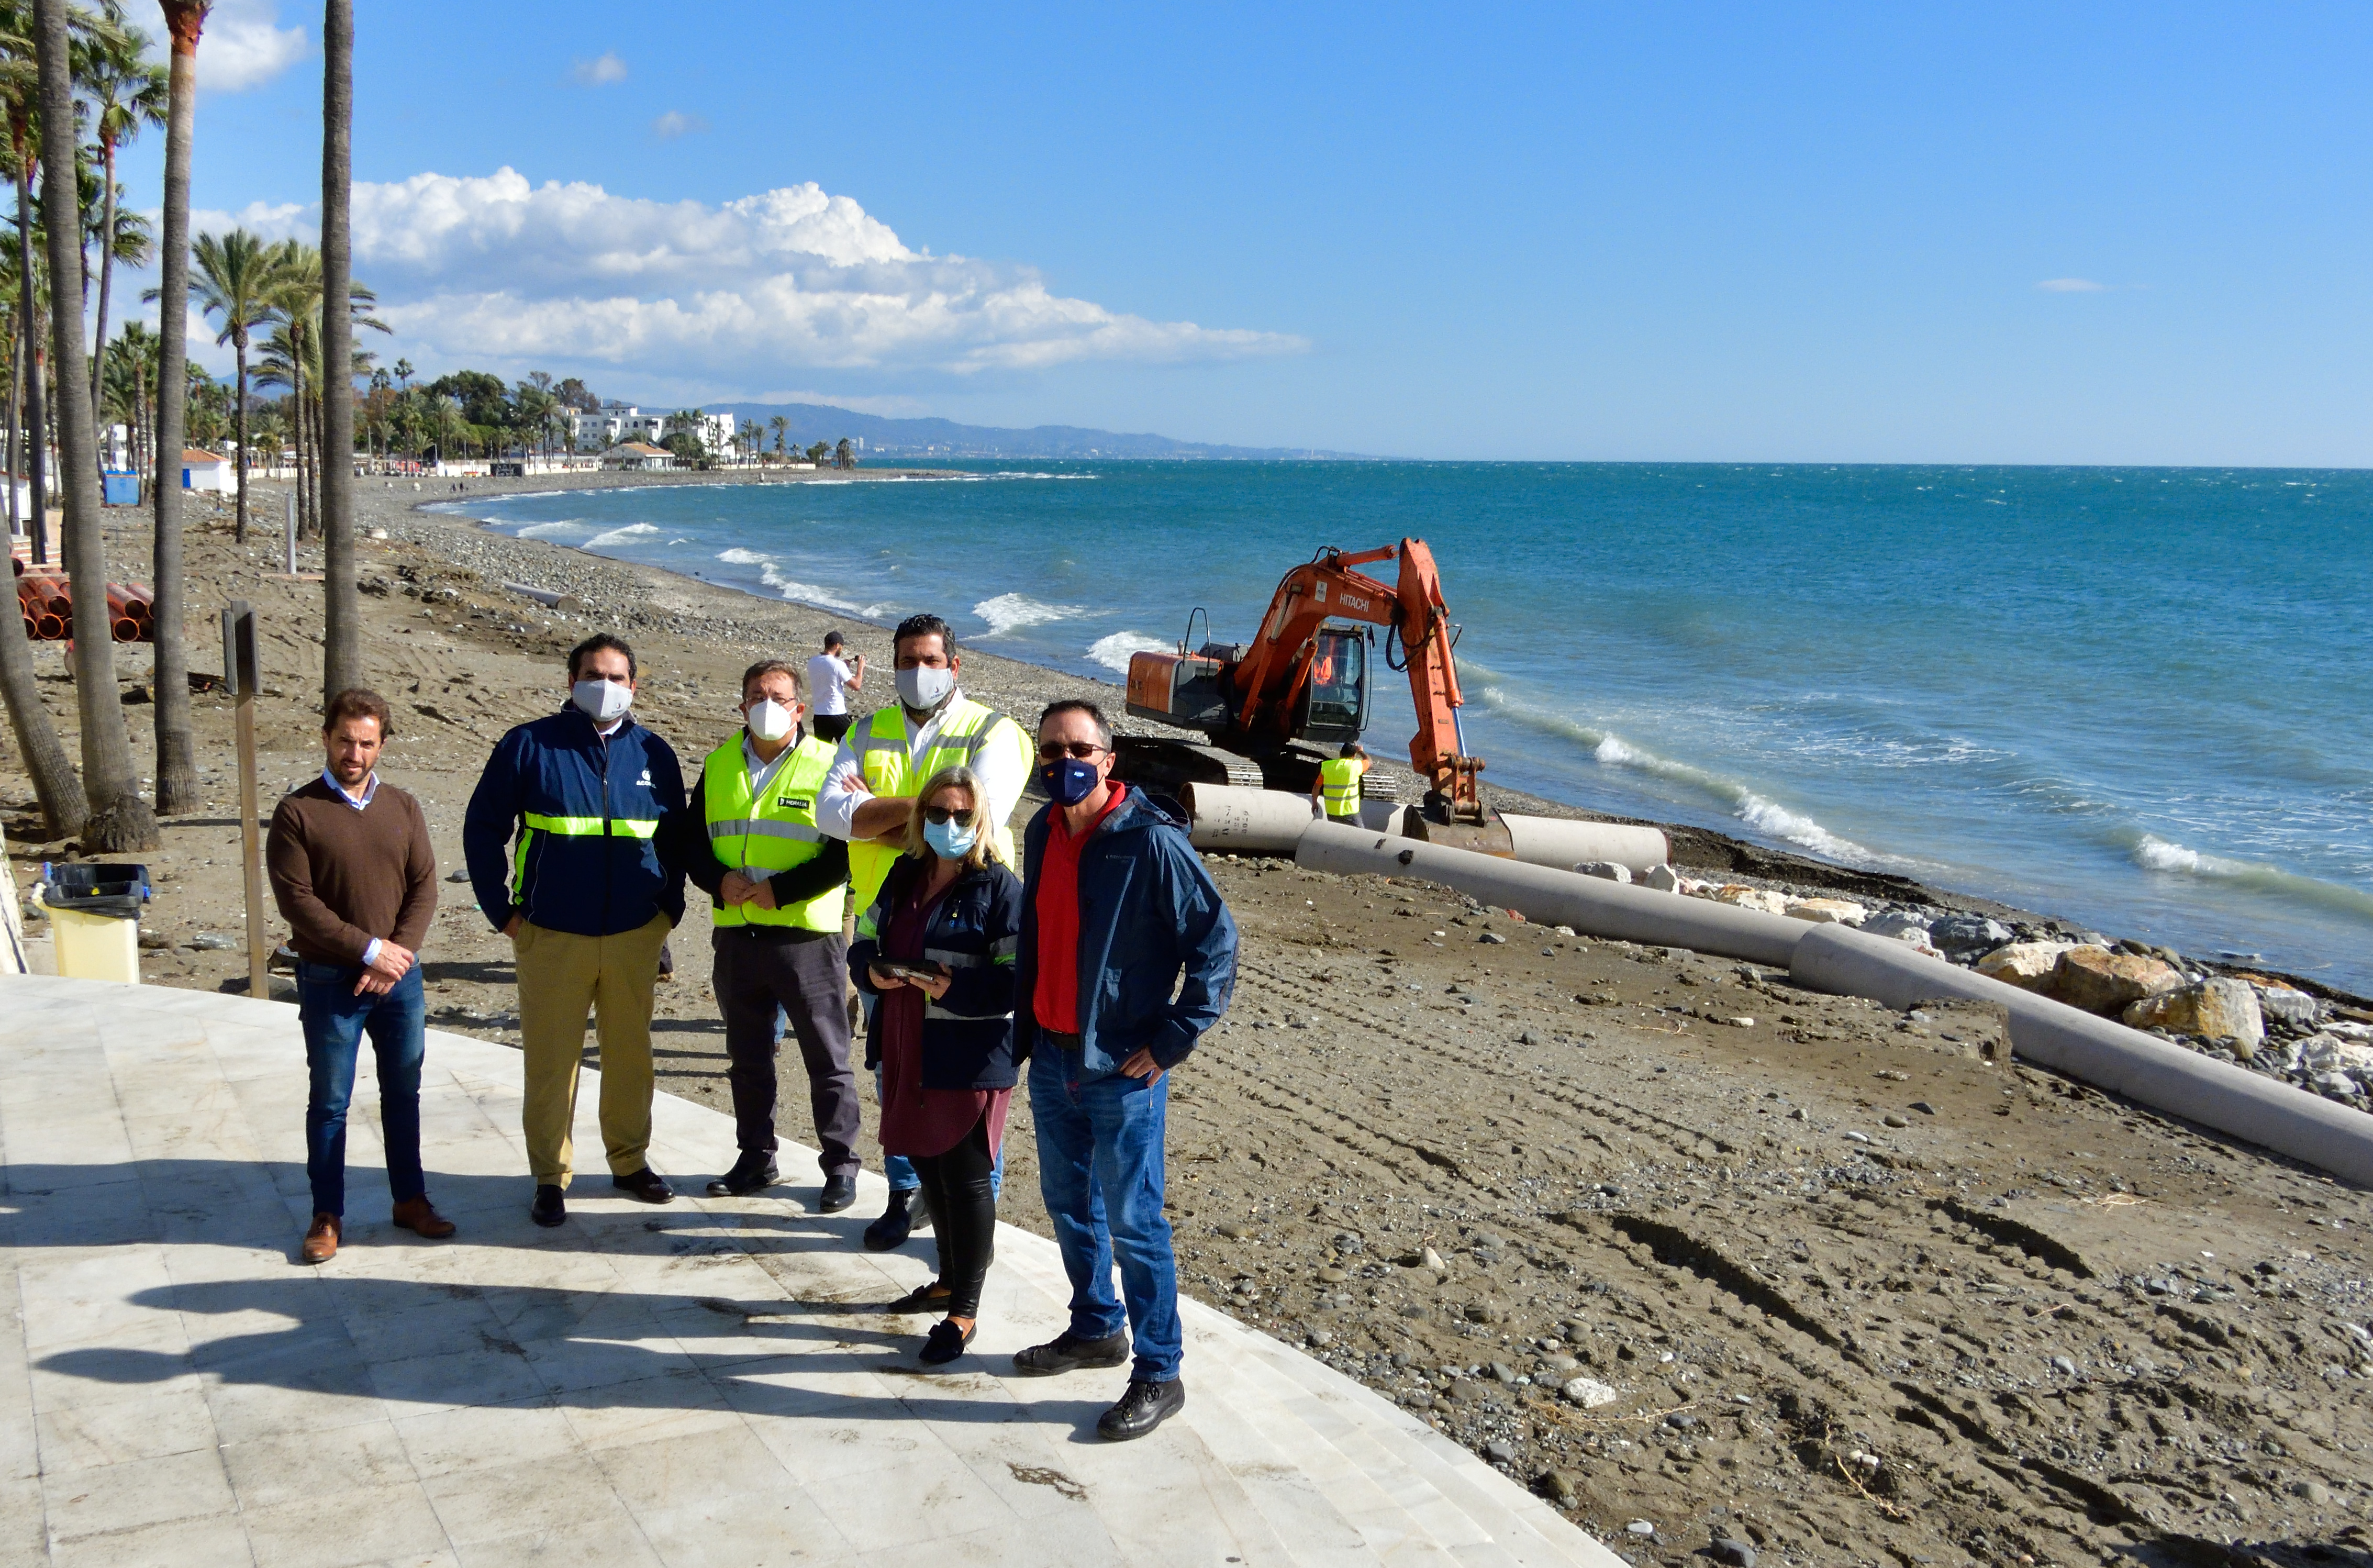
[911,1113,997,1319]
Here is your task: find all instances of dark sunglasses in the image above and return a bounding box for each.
[1038,741,1106,760]
[923,805,979,827]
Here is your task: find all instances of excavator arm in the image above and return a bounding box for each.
[1228,539,1487,821]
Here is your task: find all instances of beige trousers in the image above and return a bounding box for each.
[515,912,671,1186]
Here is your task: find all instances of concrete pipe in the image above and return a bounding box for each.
[1501,814,1670,875]
[1184,783,1323,854]
[503,581,565,608]
[1294,820,1810,968]
[1791,924,2373,1187]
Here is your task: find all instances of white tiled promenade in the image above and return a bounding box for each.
[0,976,1618,1568]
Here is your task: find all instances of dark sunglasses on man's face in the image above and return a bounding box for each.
[923,805,979,827]
[1038,741,1105,761]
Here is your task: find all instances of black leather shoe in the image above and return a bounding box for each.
[818,1173,857,1213]
[919,1319,975,1365]
[611,1167,675,1204]
[1012,1329,1130,1376]
[885,1280,951,1315]
[1097,1378,1184,1441]
[705,1152,779,1197]
[863,1189,917,1250]
[530,1184,565,1227]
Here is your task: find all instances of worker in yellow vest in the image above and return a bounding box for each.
[1311,741,1371,822]
[817,612,1031,1247]
[661,658,862,1209]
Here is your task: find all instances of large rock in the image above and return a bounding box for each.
[1863,911,1932,942]
[2258,987,2321,1030]
[1930,915,2015,953]
[1976,940,2071,992]
[1785,897,1867,926]
[2304,1036,2373,1077]
[1708,885,1788,916]
[2052,946,2183,1016]
[2123,977,2266,1056]
[1640,864,1683,893]
[1574,861,1632,884]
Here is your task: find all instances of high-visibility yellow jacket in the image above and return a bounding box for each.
[846,696,1031,911]
[1318,756,1366,819]
[701,734,843,931]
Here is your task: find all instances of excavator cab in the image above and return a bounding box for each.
[1294,624,1369,744]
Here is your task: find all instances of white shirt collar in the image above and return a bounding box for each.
[322,768,378,809]
[742,731,798,792]
[595,717,625,738]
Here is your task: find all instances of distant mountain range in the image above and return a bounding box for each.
[699,401,1368,461]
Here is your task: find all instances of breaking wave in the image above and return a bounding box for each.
[1477,683,1897,868]
[974,593,1086,637]
[2128,835,2373,919]
[716,547,770,565]
[584,522,661,548]
[1088,631,1169,673]
[515,520,591,540]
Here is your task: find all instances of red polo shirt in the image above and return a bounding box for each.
[1033,783,1128,1035]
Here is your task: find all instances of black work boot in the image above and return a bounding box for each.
[705,1151,779,1197]
[863,1187,919,1250]
[1097,1378,1185,1441]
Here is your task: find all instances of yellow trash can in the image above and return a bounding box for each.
[36,863,149,984]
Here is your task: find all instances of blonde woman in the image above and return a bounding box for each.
[849,765,1024,1364]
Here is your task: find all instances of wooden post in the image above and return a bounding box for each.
[222,600,266,997]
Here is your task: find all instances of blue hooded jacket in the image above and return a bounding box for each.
[462,705,687,938]
[1013,786,1236,1078]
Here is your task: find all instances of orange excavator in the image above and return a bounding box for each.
[1120,538,1500,843]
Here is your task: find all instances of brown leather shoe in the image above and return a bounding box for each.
[301,1213,340,1264]
[391,1196,456,1239]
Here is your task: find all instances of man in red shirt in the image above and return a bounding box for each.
[1009,699,1238,1441]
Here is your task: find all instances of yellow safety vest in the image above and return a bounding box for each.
[1319,757,1365,818]
[702,733,844,931]
[846,695,1028,911]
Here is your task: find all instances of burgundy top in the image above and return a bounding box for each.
[876,869,1012,1160]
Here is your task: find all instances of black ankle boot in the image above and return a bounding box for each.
[864,1188,917,1251]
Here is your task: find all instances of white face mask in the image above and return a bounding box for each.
[896,664,955,711]
[744,698,796,743]
[572,677,633,725]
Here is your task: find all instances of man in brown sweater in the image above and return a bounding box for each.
[266,687,453,1263]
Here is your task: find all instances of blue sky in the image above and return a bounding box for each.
[118,2,2373,463]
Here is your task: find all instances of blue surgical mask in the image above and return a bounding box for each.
[922,817,977,860]
[1040,757,1101,807]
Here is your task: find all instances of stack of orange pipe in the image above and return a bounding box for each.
[13,573,154,642]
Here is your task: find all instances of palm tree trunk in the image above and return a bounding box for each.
[231,336,248,542]
[149,1,203,816]
[13,129,46,569]
[87,142,117,438]
[319,0,359,702]
[33,0,151,850]
[0,265,86,841]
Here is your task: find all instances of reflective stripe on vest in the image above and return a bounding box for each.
[845,698,1027,910]
[1319,758,1364,817]
[703,733,845,932]
[510,808,662,896]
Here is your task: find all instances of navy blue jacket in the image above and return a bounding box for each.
[463,706,687,937]
[1014,786,1236,1078]
[850,854,1024,1089]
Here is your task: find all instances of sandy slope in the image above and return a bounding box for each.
[5,472,2369,1568]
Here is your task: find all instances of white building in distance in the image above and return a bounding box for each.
[566,404,739,458]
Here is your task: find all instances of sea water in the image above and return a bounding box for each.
[444,462,2373,994]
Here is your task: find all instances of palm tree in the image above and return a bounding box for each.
[187,227,278,542]
[35,0,151,850]
[2,19,50,566]
[391,355,410,389]
[834,437,853,470]
[318,0,359,702]
[80,24,164,431]
[769,414,786,458]
[0,215,81,837]
[147,0,208,816]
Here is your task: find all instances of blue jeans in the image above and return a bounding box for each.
[876,1062,1004,1198]
[297,961,426,1218]
[1030,1049,1180,1383]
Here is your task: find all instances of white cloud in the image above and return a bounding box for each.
[127,0,306,92]
[202,167,1305,383]
[2035,277,2108,293]
[650,110,709,140]
[572,51,628,86]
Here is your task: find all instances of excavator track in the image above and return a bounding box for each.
[1112,735,1265,795]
